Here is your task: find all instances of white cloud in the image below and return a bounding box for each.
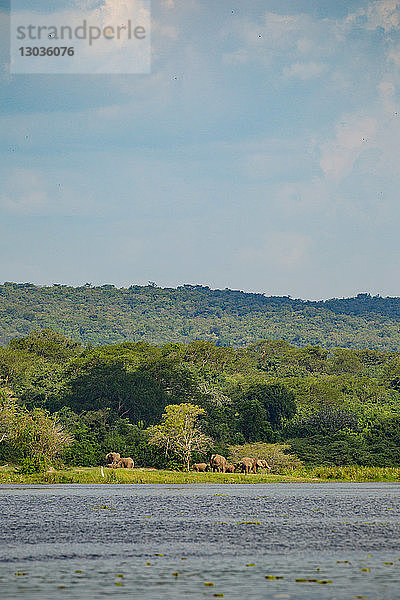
[239,232,312,270]
[347,0,400,33]
[319,116,378,179]
[222,49,249,65]
[0,169,48,214]
[275,178,330,215]
[283,61,327,80]
[0,168,98,216]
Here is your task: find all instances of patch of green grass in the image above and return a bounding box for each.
[0,465,399,484]
[284,465,400,482]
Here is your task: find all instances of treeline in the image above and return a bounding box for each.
[1,329,400,468]
[2,283,400,349]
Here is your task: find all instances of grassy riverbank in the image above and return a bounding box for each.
[0,465,399,484]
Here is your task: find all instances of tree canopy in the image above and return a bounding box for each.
[2,283,400,350]
[148,404,212,470]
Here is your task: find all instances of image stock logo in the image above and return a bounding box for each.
[10,0,151,74]
[16,20,147,47]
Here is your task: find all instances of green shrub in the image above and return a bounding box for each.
[18,455,48,474]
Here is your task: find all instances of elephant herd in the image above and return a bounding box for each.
[105,451,270,474]
[105,452,134,469]
[192,454,271,474]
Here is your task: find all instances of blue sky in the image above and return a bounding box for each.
[1,0,400,300]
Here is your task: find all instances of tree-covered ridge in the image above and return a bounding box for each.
[1,283,400,349]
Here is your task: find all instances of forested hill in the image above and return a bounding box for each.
[1,283,400,350]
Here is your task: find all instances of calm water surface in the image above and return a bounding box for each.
[0,483,399,599]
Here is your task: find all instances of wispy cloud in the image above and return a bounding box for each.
[283,61,328,80]
[239,232,312,270]
[346,0,400,33]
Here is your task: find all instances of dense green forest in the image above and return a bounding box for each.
[2,283,400,349]
[1,329,400,469]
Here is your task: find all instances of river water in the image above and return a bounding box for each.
[0,483,399,599]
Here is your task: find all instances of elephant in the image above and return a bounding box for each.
[192,463,208,472]
[116,457,134,469]
[105,452,120,466]
[225,463,235,473]
[238,457,257,474]
[256,459,271,471]
[210,454,227,473]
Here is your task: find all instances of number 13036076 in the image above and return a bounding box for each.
[19,47,75,56]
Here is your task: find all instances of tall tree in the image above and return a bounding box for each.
[148,403,212,470]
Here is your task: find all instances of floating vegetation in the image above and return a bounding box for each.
[58,585,67,589]
[154,553,164,557]
[337,560,350,563]
[384,562,394,565]
[75,569,83,573]
[361,568,370,572]
[116,574,124,578]
[246,563,255,567]
[91,505,115,510]
[115,582,123,587]
[145,563,151,566]
[214,594,224,597]
[172,572,179,577]
[14,572,26,576]
[237,521,261,525]
[181,557,187,560]
[265,575,284,580]
[295,578,331,584]
[204,582,214,586]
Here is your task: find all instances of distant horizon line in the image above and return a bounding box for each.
[0,281,395,303]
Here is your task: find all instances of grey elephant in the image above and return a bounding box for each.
[210,454,227,473]
[116,457,134,469]
[192,463,208,472]
[238,457,257,474]
[225,463,235,473]
[256,459,271,471]
[105,452,120,466]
